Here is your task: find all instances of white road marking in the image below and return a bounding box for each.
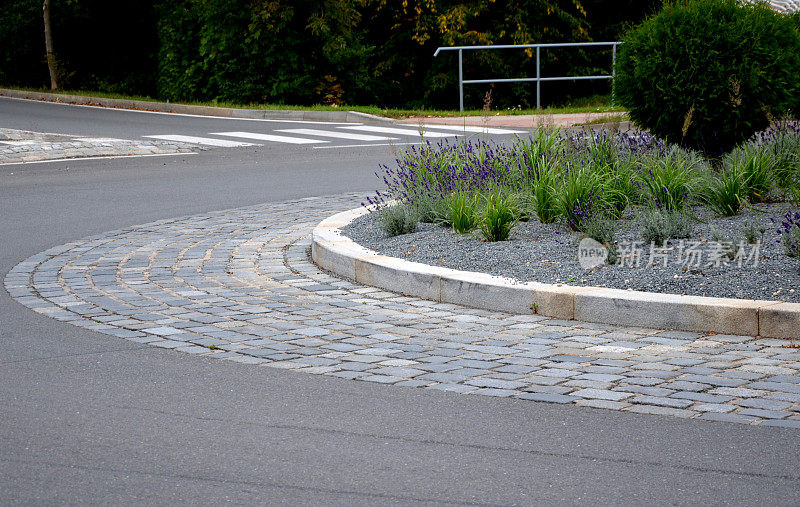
[144,135,258,147]
[0,152,196,166]
[210,131,325,144]
[338,125,459,138]
[74,137,128,142]
[313,142,424,149]
[276,128,397,141]
[0,140,36,145]
[421,124,527,135]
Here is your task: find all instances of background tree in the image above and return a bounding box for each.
[42,0,58,89]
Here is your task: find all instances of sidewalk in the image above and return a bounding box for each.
[398,112,629,129]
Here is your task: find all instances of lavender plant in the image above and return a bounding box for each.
[774,211,800,258]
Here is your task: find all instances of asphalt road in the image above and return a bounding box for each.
[1,97,799,505]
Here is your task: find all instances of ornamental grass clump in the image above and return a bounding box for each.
[725,144,775,204]
[636,148,704,211]
[445,191,481,234]
[480,193,517,242]
[702,166,746,216]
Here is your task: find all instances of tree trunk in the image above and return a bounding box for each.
[43,0,58,90]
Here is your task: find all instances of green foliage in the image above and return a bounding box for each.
[445,192,481,233]
[480,193,517,242]
[636,148,704,211]
[641,209,694,245]
[581,214,619,264]
[379,204,419,237]
[528,168,562,224]
[725,144,775,204]
[702,167,746,216]
[615,0,800,156]
[0,1,658,109]
[559,167,606,231]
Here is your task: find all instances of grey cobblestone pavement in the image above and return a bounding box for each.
[0,128,198,164]
[5,194,800,427]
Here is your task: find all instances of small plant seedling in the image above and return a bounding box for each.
[208,344,217,350]
[530,302,539,314]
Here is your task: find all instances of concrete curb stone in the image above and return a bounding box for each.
[312,207,800,339]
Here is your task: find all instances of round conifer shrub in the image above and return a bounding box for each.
[615,0,800,156]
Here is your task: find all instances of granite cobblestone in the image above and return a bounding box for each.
[5,194,800,427]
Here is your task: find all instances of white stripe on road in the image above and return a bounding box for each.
[0,152,196,166]
[338,126,459,138]
[144,135,258,147]
[210,131,326,144]
[74,137,128,142]
[276,128,397,141]
[313,142,424,149]
[421,124,527,135]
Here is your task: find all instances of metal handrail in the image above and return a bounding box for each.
[433,42,621,111]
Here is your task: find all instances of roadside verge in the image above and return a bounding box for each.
[312,207,800,338]
[0,88,393,124]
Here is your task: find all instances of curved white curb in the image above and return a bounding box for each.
[313,207,800,339]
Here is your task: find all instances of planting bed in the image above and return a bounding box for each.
[343,202,800,303]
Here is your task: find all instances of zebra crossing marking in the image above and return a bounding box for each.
[337,125,459,138]
[210,131,326,145]
[144,135,257,147]
[276,128,398,141]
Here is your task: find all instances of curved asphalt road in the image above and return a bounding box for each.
[1,97,798,504]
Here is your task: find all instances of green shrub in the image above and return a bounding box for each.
[379,204,420,237]
[615,0,800,155]
[445,192,481,234]
[641,209,694,245]
[480,193,517,242]
[582,215,620,264]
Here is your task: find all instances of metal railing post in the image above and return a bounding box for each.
[458,49,464,112]
[611,43,617,106]
[536,46,541,110]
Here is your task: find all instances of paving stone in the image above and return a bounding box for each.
[738,408,789,419]
[626,405,696,418]
[516,392,574,404]
[694,403,736,413]
[571,388,633,402]
[735,398,792,411]
[574,399,631,410]
[630,396,693,409]
[7,192,799,430]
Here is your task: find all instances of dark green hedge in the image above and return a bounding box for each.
[616,0,800,156]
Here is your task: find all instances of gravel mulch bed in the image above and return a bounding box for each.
[342,203,800,303]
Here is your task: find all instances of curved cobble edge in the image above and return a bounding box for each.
[312,207,800,339]
[6,194,800,428]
